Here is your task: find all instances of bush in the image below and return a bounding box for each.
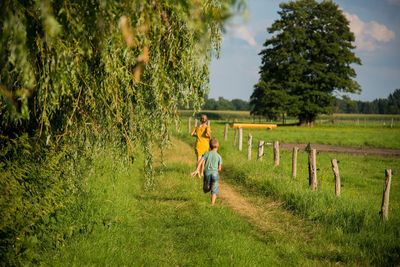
[0,134,86,265]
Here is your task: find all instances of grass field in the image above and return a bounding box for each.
[41,139,366,266]
[235,125,400,148]
[180,110,400,128]
[177,121,400,265]
[42,136,400,266]
[182,116,400,149]
[39,118,400,266]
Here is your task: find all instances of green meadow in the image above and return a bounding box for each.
[180,110,400,129]
[178,119,400,265]
[38,117,400,266]
[41,139,351,266]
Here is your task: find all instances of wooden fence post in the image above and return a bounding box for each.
[331,159,341,196]
[380,169,392,221]
[308,149,317,190]
[224,123,228,141]
[194,119,198,127]
[273,141,280,166]
[391,118,394,128]
[292,147,298,178]
[234,128,238,146]
[257,140,264,160]
[188,117,192,134]
[207,120,211,127]
[247,134,252,160]
[239,128,243,151]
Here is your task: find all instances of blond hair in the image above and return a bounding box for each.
[210,138,219,149]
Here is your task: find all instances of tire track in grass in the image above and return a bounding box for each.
[170,137,314,241]
[168,137,354,264]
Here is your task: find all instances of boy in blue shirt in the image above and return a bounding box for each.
[191,138,222,205]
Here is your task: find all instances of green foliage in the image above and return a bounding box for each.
[0,0,245,265]
[334,89,400,114]
[0,0,239,157]
[201,96,250,110]
[251,0,361,125]
[250,80,296,120]
[0,134,88,266]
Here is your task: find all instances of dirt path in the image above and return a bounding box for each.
[169,138,314,241]
[281,143,400,157]
[218,182,316,243]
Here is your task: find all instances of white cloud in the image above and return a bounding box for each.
[344,12,395,51]
[387,0,400,6]
[226,25,257,47]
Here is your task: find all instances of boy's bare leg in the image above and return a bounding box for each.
[211,194,217,205]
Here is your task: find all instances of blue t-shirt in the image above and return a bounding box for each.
[202,150,222,176]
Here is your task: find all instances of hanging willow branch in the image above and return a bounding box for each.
[0,0,246,188]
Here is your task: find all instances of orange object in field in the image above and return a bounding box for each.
[231,123,277,129]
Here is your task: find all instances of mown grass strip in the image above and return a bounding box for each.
[178,120,400,265]
[39,141,298,266]
[43,136,383,266]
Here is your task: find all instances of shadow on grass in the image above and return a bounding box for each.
[133,194,190,203]
[154,163,191,175]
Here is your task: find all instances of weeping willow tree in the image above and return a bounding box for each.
[0,0,244,264]
[0,0,244,181]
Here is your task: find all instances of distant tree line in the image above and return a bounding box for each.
[334,89,400,114]
[202,96,250,110]
[200,88,400,115]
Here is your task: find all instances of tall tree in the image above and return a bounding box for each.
[387,89,400,114]
[0,0,240,172]
[251,0,361,125]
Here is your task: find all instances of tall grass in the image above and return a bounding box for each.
[42,139,341,266]
[37,121,400,265]
[180,122,400,265]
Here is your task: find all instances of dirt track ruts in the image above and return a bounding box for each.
[281,143,400,157]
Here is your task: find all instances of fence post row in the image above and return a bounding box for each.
[331,159,341,197]
[273,141,280,166]
[194,118,198,127]
[238,128,243,151]
[380,169,392,221]
[292,147,298,178]
[257,140,264,160]
[308,148,318,191]
[231,131,395,222]
[247,134,252,160]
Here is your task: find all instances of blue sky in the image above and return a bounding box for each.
[209,0,400,101]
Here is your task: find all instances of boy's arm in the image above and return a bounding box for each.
[218,164,222,172]
[191,158,204,176]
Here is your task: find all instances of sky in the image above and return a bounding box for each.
[209,0,400,102]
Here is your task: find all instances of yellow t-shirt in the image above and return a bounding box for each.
[194,125,211,157]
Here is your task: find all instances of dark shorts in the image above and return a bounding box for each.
[203,173,219,195]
